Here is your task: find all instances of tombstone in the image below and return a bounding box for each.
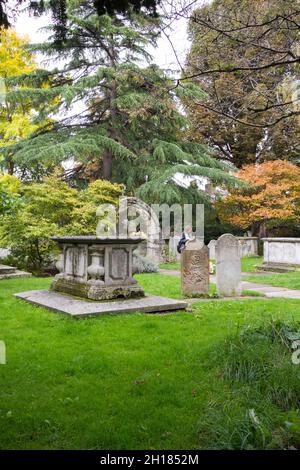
[169,235,181,261]
[208,239,216,260]
[237,237,259,257]
[51,236,145,300]
[216,234,241,297]
[181,239,209,297]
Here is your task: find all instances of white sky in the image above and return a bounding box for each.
[13,1,207,73]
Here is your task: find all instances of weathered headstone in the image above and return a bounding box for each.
[181,239,209,297]
[169,235,181,261]
[216,234,241,297]
[208,239,216,260]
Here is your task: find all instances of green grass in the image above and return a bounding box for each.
[1,275,300,449]
[246,272,300,291]
[137,273,217,298]
[159,261,180,271]
[138,273,262,299]
[241,289,265,298]
[241,256,263,273]
[160,256,263,273]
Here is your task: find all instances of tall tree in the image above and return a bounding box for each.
[3,1,238,204]
[217,160,300,237]
[185,0,300,167]
[0,1,161,41]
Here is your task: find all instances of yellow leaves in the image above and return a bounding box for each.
[0,28,52,159]
[0,173,21,193]
[85,179,124,204]
[0,27,36,78]
[0,113,38,145]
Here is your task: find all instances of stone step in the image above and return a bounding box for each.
[0,264,17,275]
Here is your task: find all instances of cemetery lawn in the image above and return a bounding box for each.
[246,271,300,290]
[241,256,263,272]
[160,256,263,273]
[159,261,181,270]
[1,275,300,450]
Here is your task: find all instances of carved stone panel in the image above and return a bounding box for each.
[65,245,87,280]
[108,247,130,282]
[181,240,209,296]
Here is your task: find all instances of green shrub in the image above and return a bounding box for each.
[0,174,20,216]
[132,253,158,274]
[0,173,123,273]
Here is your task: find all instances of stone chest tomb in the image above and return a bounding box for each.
[51,236,145,300]
[16,235,188,316]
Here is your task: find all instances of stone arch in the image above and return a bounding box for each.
[118,196,161,264]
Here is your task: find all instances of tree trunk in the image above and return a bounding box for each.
[8,159,14,175]
[258,222,267,238]
[102,149,113,181]
[101,43,117,182]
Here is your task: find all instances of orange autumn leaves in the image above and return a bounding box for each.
[217,160,300,230]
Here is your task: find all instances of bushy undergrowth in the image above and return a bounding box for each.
[132,253,158,274]
[0,173,124,274]
[198,319,300,450]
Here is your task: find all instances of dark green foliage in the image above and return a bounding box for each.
[2,3,240,204]
[0,186,17,215]
[0,1,161,36]
[204,206,242,244]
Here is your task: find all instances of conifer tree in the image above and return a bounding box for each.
[2,1,239,203]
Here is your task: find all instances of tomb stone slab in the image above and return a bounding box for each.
[15,290,188,317]
[0,264,31,280]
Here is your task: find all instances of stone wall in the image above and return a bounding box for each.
[236,237,259,257]
[208,237,258,260]
[261,238,300,270]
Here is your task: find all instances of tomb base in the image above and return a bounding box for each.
[51,276,145,300]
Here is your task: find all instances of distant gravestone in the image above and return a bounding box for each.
[0,248,10,259]
[208,239,216,260]
[216,234,241,297]
[169,235,181,261]
[181,239,209,297]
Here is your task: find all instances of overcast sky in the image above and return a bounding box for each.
[13,1,207,74]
